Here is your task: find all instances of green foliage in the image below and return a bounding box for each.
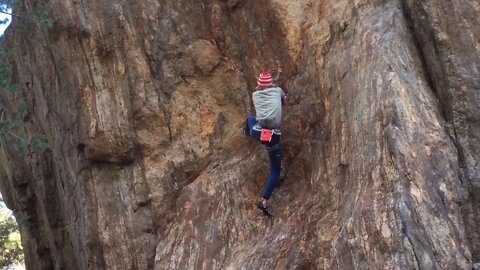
[29,133,49,152]
[0,49,50,156]
[0,49,12,89]
[0,0,53,31]
[0,1,50,268]
[0,2,51,156]
[0,0,19,12]
[0,0,19,26]
[0,205,23,269]
[0,113,28,156]
[28,3,52,29]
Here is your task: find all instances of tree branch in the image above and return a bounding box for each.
[0,9,33,22]
[7,131,26,143]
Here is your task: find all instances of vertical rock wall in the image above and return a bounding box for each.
[0,0,478,269]
[401,0,480,261]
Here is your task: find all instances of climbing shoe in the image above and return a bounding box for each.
[257,202,272,217]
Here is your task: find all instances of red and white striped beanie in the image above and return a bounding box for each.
[257,72,273,87]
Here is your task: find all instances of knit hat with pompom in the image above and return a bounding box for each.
[257,72,273,87]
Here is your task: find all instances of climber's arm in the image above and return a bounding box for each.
[281,90,287,106]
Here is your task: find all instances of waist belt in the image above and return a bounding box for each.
[252,125,281,135]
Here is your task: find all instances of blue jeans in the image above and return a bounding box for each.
[246,116,282,200]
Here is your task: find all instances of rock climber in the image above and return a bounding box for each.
[243,71,286,216]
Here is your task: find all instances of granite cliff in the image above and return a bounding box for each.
[0,0,479,269]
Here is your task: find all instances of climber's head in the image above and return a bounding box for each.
[257,72,273,88]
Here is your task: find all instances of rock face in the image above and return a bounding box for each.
[0,0,478,269]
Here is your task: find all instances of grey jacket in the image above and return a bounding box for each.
[252,86,285,129]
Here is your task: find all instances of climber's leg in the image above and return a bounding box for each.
[246,114,256,137]
[261,146,282,200]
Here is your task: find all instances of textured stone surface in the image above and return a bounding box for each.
[187,40,222,74]
[0,0,478,269]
